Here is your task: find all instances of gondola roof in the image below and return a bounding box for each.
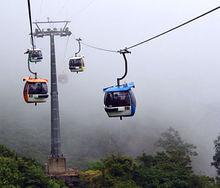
[103,82,135,93]
[23,77,48,83]
[70,56,84,60]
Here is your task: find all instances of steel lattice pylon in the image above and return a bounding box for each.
[33,20,71,159]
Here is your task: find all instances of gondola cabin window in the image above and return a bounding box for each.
[105,92,130,107]
[28,82,48,95]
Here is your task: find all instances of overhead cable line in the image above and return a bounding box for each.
[81,5,220,53]
[39,0,44,20]
[73,0,98,17]
[127,5,220,50]
[55,0,70,18]
[81,41,118,53]
[62,36,70,64]
[27,0,35,49]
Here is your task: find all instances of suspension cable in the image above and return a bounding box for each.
[126,5,220,50]
[39,0,44,20]
[62,36,70,64]
[55,0,70,18]
[73,0,98,17]
[80,5,220,53]
[81,41,118,53]
[27,0,35,49]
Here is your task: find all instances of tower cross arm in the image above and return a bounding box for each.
[32,20,72,38]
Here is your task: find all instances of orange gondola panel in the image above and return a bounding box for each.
[23,77,48,104]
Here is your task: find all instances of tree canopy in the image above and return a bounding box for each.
[0,144,67,188]
[80,127,217,188]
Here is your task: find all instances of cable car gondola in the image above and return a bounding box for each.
[26,49,43,63]
[25,0,43,63]
[103,82,136,118]
[69,56,85,72]
[69,38,85,73]
[23,77,48,104]
[103,49,136,119]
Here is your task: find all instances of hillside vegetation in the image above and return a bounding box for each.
[80,128,220,188]
[0,145,66,188]
[2,127,220,187]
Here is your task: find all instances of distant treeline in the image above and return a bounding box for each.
[0,118,160,168]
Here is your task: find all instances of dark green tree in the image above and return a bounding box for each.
[83,127,217,188]
[0,145,16,158]
[0,157,22,187]
[134,127,198,188]
[84,155,139,188]
[156,127,197,157]
[212,134,220,175]
[0,144,66,188]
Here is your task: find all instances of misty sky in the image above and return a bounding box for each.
[1,0,220,176]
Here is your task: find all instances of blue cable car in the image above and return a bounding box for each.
[103,82,136,118]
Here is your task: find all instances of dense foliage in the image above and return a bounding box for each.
[0,145,66,188]
[80,128,218,188]
[212,134,220,175]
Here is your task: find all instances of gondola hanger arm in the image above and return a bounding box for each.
[27,59,37,79]
[117,48,131,86]
[75,38,82,56]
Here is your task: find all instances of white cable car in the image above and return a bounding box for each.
[23,77,48,104]
[69,56,85,73]
[26,49,43,62]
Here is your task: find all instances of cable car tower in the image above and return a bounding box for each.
[33,20,71,175]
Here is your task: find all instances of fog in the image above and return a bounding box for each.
[0,0,220,176]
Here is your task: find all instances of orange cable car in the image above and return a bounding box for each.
[23,77,48,104]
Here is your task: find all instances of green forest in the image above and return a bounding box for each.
[0,144,67,188]
[2,127,220,188]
